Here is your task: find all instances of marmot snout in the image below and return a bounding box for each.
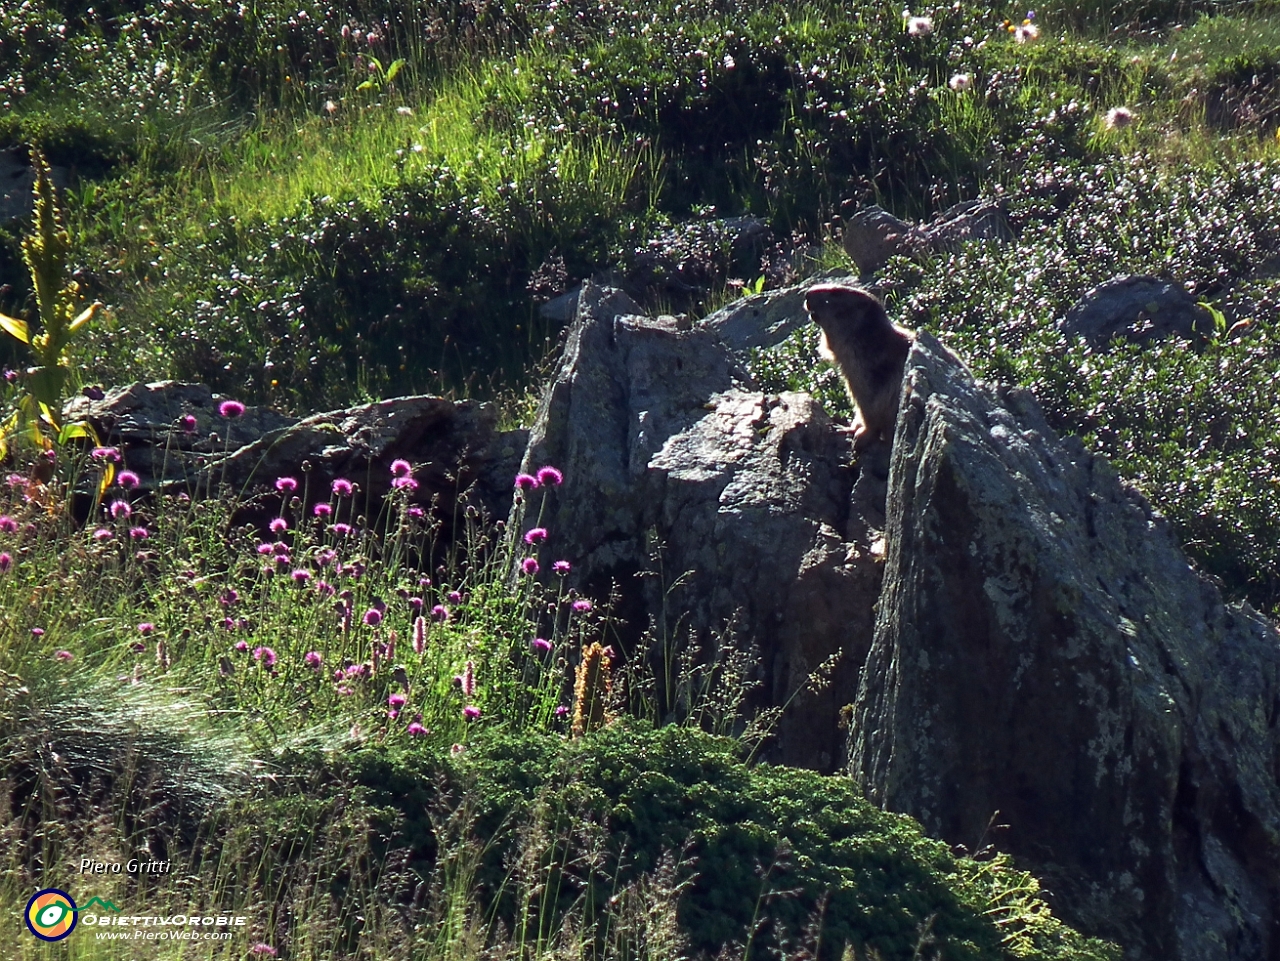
[804,283,915,451]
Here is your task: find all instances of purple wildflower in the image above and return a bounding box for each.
[116,470,140,489]
[391,476,419,491]
[535,465,563,486]
[553,560,571,575]
[390,458,412,477]
[129,526,149,540]
[412,615,427,653]
[408,596,424,612]
[92,528,113,541]
[532,638,552,654]
[523,527,548,545]
[447,590,462,604]
[109,500,132,519]
[407,721,427,736]
[363,608,383,627]
[388,693,407,709]
[521,557,539,575]
[249,946,278,958]
[138,622,155,635]
[514,472,539,491]
[269,517,288,533]
[555,705,569,718]
[254,647,277,667]
[180,414,198,434]
[331,478,354,497]
[275,476,298,493]
[292,569,312,584]
[257,543,274,555]
[463,705,482,721]
[408,506,425,519]
[90,447,121,463]
[218,400,246,418]
[0,515,16,533]
[235,640,249,652]
[432,604,449,622]
[572,599,592,612]
[30,627,43,637]
[305,651,323,669]
[332,523,352,537]
[313,502,332,517]
[316,579,335,596]
[54,650,74,661]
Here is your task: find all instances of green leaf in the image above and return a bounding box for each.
[0,312,29,344]
[356,79,375,92]
[68,302,103,334]
[386,59,406,83]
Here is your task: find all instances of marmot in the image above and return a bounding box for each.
[804,283,915,451]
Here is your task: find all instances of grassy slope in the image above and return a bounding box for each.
[2,0,1280,957]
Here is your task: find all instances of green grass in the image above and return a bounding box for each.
[3,0,1280,956]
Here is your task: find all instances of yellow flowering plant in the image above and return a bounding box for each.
[0,148,110,493]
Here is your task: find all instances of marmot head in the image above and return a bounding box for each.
[803,284,888,335]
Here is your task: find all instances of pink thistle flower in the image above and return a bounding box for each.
[116,470,140,489]
[90,446,122,462]
[219,400,246,418]
[305,651,323,669]
[316,579,335,596]
[408,596,424,611]
[463,705,481,721]
[30,626,43,636]
[523,527,548,545]
[447,590,462,604]
[131,641,146,653]
[332,523,352,537]
[54,650,73,661]
[432,604,449,622]
[92,528,113,541]
[180,414,197,433]
[391,476,419,491]
[129,526,149,540]
[292,569,312,584]
[552,560,571,575]
[313,502,332,517]
[138,622,155,635]
[235,640,249,652]
[408,506,425,519]
[249,946,278,958]
[535,465,563,486]
[331,478,354,497]
[390,459,412,477]
[109,500,132,519]
[0,515,15,533]
[521,557,539,575]
[407,721,427,736]
[555,705,569,718]
[531,637,552,654]
[363,608,383,627]
[336,685,354,696]
[514,473,540,491]
[275,476,298,492]
[412,615,427,653]
[269,517,288,533]
[388,693,407,709]
[388,708,399,720]
[254,646,277,667]
[572,599,592,612]
[257,543,274,555]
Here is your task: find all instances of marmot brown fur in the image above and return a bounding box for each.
[804,283,915,451]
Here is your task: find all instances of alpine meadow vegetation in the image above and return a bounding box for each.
[2,0,1279,956]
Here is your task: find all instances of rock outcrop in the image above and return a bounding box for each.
[1059,275,1214,347]
[516,281,884,770]
[848,331,1280,960]
[62,382,527,537]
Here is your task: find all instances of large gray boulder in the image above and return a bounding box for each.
[848,331,1280,960]
[1059,275,1214,347]
[517,280,883,769]
[62,383,526,536]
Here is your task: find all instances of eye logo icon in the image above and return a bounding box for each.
[25,888,78,941]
